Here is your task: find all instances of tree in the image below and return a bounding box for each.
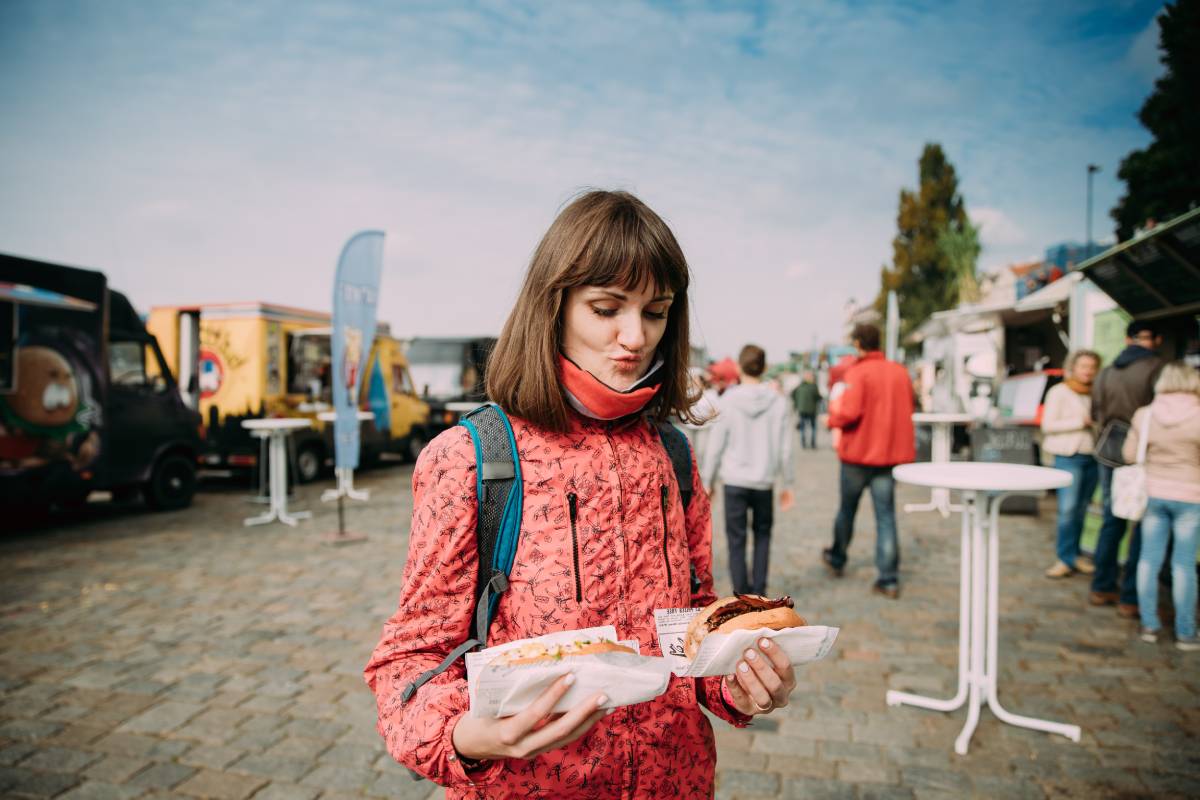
[878,143,972,338]
[938,220,982,305]
[1112,0,1200,241]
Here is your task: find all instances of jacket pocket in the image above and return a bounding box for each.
[660,484,673,588]
[567,492,582,602]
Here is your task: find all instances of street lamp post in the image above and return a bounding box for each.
[1086,164,1100,256]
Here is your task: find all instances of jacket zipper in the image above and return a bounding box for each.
[660,484,673,588]
[567,492,582,602]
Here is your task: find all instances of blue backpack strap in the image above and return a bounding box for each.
[460,403,524,644]
[655,421,701,594]
[400,403,523,711]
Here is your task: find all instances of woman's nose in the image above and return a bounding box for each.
[617,314,646,351]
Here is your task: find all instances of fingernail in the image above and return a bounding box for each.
[745,649,757,660]
[760,638,772,649]
[596,694,608,707]
[564,674,576,686]
[738,662,749,673]
[606,708,616,716]
[728,674,737,683]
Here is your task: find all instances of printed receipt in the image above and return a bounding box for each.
[653,608,840,678]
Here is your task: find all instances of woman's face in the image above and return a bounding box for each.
[1072,356,1099,384]
[561,282,673,390]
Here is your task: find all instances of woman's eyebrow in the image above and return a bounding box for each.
[592,289,674,302]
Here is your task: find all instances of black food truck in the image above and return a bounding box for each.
[1,254,203,518]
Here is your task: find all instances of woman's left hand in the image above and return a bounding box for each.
[722,637,796,717]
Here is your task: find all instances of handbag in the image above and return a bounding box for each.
[1111,410,1151,521]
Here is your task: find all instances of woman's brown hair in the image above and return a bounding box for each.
[487,190,699,433]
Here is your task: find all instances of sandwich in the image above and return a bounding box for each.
[684,595,806,659]
[489,637,637,667]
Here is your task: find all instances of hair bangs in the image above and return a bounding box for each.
[561,202,687,297]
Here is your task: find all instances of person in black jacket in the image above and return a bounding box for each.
[1090,321,1166,617]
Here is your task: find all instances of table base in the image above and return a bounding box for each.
[244,430,309,527]
[886,490,1081,755]
[905,422,964,518]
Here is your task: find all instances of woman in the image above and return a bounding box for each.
[1041,350,1101,578]
[1123,362,1200,651]
[365,191,799,798]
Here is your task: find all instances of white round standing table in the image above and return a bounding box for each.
[888,462,1081,755]
[904,413,974,517]
[241,418,313,527]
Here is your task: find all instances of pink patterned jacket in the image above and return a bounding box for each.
[365,412,749,799]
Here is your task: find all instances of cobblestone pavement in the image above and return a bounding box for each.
[2,444,1198,799]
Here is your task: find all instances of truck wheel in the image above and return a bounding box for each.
[405,430,428,463]
[144,454,197,511]
[296,444,324,483]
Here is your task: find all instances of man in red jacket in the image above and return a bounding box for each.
[822,323,915,599]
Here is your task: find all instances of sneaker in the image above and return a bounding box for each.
[822,548,844,578]
[1139,627,1159,643]
[1074,558,1095,575]
[1089,591,1118,606]
[872,582,900,600]
[1117,603,1139,620]
[1045,561,1075,579]
[1176,636,1200,652]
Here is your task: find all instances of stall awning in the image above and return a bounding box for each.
[1079,207,1200,321]
[1014,272,1081,313]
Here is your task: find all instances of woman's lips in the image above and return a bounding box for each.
[610,357,643,372]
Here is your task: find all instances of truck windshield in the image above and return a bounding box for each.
[287,333,332,400]
[406,340,465,364]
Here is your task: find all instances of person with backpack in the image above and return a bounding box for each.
[1123,363,1200,651]
[365,191,798,798]
[1090,321,1166,617]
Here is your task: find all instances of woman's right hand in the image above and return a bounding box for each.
[451,674,609,763]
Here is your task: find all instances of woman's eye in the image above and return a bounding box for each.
[644,308,668,320]
[591,306,618,318]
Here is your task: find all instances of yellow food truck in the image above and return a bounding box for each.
[147,302,430,481]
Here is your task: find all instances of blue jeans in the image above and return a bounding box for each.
[798,414,817,449]
[1053,453,1099,568]
[829,463,899,586]
[1138,497,1200,639]
[1091,464,1141,605]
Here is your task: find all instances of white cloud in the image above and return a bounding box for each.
[971,207,1028,248]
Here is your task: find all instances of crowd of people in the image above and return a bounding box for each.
[1040,321,1200,651]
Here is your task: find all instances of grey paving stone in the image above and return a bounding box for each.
[83,755,153,784]
[0,765,81,797]
[57,781,146,800]
[19,746,102,774]
[178,744,243,770]
[297,763,379,793]
[900,765,972,795]
[228,754,312,782]
[126,761,196,791]
[174,768,267,800]
[0,720,63,741]
[117,702,205,736]
[781,777,856,799]
[0,742,38,766]
[716,769,779,799]
[247,783,320,800]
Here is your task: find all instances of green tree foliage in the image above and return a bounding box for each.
[1112,0,1200,241]
[938,220,981,305]
[878,143,971,337]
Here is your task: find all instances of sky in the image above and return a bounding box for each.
[0,0,1167,360]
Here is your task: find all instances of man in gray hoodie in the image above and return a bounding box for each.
[702,344,795,595]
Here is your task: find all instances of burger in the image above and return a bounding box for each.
[684,595,805,659]
[489,637,637,667]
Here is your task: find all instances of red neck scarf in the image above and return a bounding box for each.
[1065,377,1092,395]
[559,354,662,420]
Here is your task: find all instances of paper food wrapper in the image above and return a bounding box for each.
[466,626,674,718]
[653,608,839,678]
